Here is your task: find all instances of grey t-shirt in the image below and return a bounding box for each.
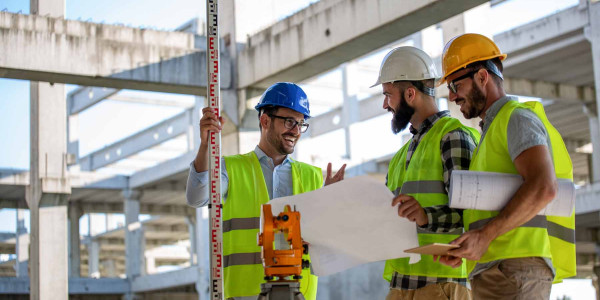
[470,96,554,279]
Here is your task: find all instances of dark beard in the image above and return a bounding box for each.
[267,121,294,155]
[464,82,487,119]
[391,94,414,134]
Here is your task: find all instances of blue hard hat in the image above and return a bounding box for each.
[254,82,311,119]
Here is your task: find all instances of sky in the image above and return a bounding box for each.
[0,0,594,296]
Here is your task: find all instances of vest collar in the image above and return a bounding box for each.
[254,145,292,169]
[408,110,451,135]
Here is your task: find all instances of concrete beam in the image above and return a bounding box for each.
[501,33,588,69]
[142,223,188,233]
[131,266,197,292]
[504,78,596,104]
[129,151,195,189]
[70,174,128,190]
[0,12,232,94]
[0,277,132,294]
[79,109,193,171]
[129,128,240,189]
[237,0,487,89]
[78,201,195,216]
[576,181,600,214]
[304,93,382,138]
[69,277,129,294]
[494,4,590,55]
[68,87,119,115]
[0,277,29,294]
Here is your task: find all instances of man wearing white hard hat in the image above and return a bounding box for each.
[372,46,479,300]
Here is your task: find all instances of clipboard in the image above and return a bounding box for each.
[404,243,459,256]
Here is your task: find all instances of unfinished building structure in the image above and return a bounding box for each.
[1,0,600,299]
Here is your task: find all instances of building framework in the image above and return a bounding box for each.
[0,0,599,299]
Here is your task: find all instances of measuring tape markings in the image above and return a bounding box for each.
[207,0,224,299]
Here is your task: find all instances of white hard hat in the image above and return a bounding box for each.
[370,46,439,88]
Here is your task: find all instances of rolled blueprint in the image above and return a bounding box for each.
[449,170,575,217]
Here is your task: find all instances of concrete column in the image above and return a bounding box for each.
[27,2,69,298]
[68,203,83,277]
[186,216,197,265]
[28,50,70,300]
[87,240,100,278]
[67,114,79,165]
[589,2,600,177]
[195,208,209,300]
[145,253,156,275]
[588,115,600,182]
[123,189,144,279]
[15,208,29,277]
[104,259,117,277]
[341,64,358,159]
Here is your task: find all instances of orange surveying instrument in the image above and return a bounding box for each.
[257,204,309,300]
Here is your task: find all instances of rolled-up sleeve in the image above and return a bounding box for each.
[186,159,229,207]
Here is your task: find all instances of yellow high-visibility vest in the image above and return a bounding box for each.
[466,100,576,283]
[223,152,322,299]
[384,116,479,281]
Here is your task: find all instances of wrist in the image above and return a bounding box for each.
[480,223,498,243]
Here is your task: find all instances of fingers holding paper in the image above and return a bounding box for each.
[445,228,494,261]
[391,194,427,227]
[436,254,464,268]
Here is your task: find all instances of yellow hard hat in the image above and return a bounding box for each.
[440,33,507,85]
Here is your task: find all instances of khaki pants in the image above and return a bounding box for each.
[471,257,553,300]
[386,282,472,300]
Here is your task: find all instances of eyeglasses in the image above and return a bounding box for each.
[447,70,478,94]
[268,114,310,133]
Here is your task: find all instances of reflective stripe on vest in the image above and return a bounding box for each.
[383,116,480,281]
[396,180,447,195]
[224,252,262,268]
[467,100,575,283]
[469,215,575,244]
[223,217,260,233]
[222,151,323,299]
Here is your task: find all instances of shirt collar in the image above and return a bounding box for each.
[409,110,450,135]
[479,95,517,129]
[254,145,292,167]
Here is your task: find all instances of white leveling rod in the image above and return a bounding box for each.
[206,0,224,299]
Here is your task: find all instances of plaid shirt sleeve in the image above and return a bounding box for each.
[420,128,477,233]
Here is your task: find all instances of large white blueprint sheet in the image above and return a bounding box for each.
[269,176,420,277]
[449,170,575,216]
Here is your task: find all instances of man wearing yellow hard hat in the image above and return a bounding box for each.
[436,33,575,299]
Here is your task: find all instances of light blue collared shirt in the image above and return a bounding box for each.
[186,146,293,207]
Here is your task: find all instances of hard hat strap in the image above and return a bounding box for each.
[410,81,436,97]
[484,60,504,80]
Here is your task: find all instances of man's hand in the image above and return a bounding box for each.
[200,107,226,145]
[193,107,226,172]
[391,195,427,226]
[435,255,463,268]
[324,163,346,186]
[445,228,494,261]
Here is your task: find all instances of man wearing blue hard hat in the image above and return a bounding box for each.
[186,82,346,300]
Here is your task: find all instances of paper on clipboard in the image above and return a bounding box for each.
[269,176,420,277]
[449,170,575,217]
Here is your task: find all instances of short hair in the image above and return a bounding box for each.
[258,106,279,130]
[392,79,436,98]
[466,57,504,87]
